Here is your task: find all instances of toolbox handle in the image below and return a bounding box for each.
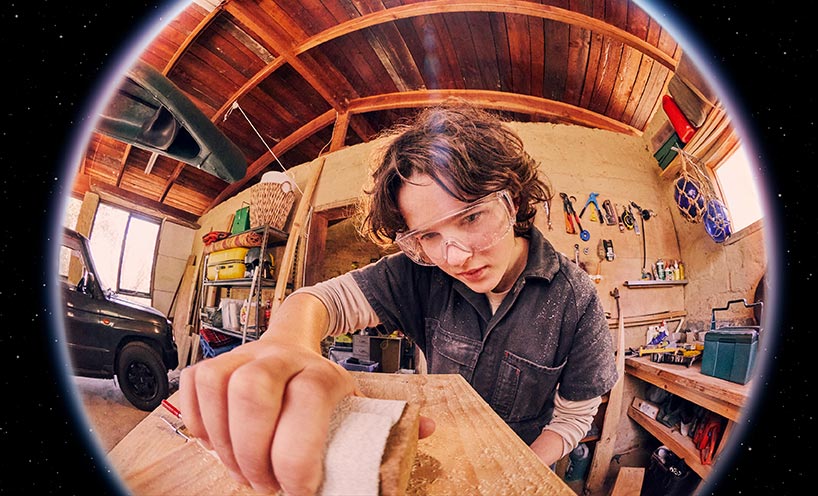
[710,298,763,330]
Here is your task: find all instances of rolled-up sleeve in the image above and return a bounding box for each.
[288,272,380,337]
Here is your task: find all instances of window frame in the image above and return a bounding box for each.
[88,202,161,301]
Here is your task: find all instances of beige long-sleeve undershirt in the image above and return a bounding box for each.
[290,273,600,458]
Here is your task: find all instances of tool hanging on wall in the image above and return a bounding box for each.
[543,197,553,230]
[573,243,588,272]
[579,192,605,224]
[621,204,635,231]
[560,192,576,234]
[614,203,626,232]
[630,201,655,279]
[603,239,615,261]
[565,194,590,241]
[602,200,618,226]
[627,204,640,235]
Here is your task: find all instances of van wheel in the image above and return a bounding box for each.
[117,341,168,411]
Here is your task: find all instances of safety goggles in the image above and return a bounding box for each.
[394,190,515,266]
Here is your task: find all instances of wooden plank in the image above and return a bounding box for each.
[628,406,711,479]
[108,374,575,495]
[585,288,626,493]
[610,466,645,496]
[607,310,687,329]
[170,254,197,368]
[271,157,325,311]
[542,18,569,102]
[587,36,623,115]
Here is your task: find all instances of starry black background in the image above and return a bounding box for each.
[0,1,811,494]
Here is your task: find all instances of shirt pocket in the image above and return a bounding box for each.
[426,319,480,377]
[490,351,565,423]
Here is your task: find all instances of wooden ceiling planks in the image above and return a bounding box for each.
[72,0,688,223]
[542,17,570,102]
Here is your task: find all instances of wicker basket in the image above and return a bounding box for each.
[250,181,296,230]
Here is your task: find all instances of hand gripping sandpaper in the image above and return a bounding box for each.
[121,396,420,496]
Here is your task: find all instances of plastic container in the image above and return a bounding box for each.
[219,298,244,331]
[700,299,763,385]
[339,357,380,372]
[200,335,241,358]
[206,247,250,280]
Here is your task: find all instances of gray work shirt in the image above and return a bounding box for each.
[351,226,618,444]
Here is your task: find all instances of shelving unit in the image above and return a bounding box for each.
[624,355,751,480]
[198,225,289,344]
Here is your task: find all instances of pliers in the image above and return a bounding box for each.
[560,193,589,240]
[579,192,604,224]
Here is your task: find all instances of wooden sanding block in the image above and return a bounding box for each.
[379,402,420,495]
[121,398,420,496]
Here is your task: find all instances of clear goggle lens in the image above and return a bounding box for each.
[394,190,514,266]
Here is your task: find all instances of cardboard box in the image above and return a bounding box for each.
[353,334,403,373]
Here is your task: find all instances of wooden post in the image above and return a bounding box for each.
[271,158,325,312]
[585,287,626,493]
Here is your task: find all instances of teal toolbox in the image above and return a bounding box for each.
[700,299,763,385]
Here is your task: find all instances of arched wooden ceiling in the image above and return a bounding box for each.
[75,0,684,227]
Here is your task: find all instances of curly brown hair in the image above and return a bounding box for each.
[359,102,552,247]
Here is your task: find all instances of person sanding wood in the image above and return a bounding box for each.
[178,102,618,495]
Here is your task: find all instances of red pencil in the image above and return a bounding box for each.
[161,399,182,420]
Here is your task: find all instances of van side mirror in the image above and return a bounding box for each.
[76,270,95,296]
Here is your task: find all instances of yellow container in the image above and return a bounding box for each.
[206,247,250,280]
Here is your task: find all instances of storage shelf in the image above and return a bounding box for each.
[627,406,711,479]
[624,279,688,288]
[625,356,750,421]
[202,277,281,288]
[200,322,262,342]
[197,224,289,349]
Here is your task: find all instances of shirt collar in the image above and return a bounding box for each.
[520,226,560,282]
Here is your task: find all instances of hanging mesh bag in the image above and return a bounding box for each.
[673,148,712,223]
[704,198,732,243]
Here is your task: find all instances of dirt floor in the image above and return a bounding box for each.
[72,369,180,453]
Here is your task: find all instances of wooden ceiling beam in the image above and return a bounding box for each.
[347,89,641,135]
[89,180,201,229]
[206,109,337,210]
[207,0,668,182]
[202,85,639,215]
[296,0,678,70]
[225,2,347,112]
[224,1,375,142]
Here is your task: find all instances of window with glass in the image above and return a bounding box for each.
[713,145,764,233]
[88,203,160,306]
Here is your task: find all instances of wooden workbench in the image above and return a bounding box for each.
[108,373,575,495]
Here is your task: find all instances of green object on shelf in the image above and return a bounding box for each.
[231,206,250,234]
[654,132,683,170]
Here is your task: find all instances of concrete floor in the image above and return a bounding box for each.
[73,369,180,453]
